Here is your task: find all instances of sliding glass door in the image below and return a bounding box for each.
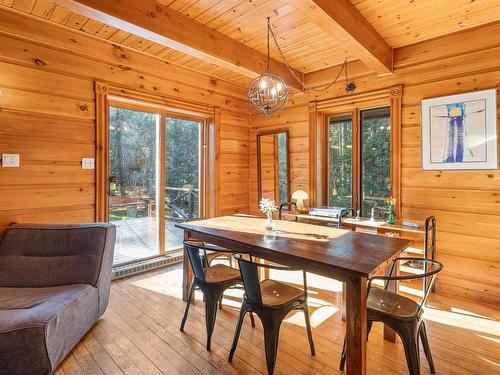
[108,106,161,265]
[165,116,202,252]
[108,104,204,266]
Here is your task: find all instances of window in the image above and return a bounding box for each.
[109,106,160,265]
[326,106,391,218]
[327,114,353,207]
[277,132,288,203]
[360,107,391,217]
[165,116,203,251]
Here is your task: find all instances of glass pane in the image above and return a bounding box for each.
[328,114,353,207]
[165,117,201,252]
[277,132,288,203]
[109,107,160,265]
[361,107,391,217]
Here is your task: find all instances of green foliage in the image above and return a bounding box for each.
[277,133,288,203]
[361,113,391,216]
[327,109,391,217]
[109,107,201,220]
[165,118,200,189]
[109,107,157,199]
[328,119,353,207]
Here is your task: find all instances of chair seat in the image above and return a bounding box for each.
[260,279,304,308]
[204,264,240,284]
[367,287,420,320]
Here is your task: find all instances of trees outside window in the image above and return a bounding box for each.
[327,107,391,218]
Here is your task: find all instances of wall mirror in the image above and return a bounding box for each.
[257,130,290,204]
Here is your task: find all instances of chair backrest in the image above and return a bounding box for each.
[424,216,436,260]
[372,257,443,316]
[184,241,208,283]
[234,254,264,307]
[423,216,437,293]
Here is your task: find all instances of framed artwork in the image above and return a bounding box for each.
[421,88,497,170]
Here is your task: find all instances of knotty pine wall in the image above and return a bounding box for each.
[250,22,500,305]
[0,8,249,232]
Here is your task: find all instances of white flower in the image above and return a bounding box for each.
[259,198,278,215]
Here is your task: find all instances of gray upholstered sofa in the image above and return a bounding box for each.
[0,223,116,375]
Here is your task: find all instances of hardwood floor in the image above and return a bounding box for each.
[54,264,500,375]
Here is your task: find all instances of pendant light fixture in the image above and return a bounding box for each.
[248,18,356,116]
[248,17,288,116]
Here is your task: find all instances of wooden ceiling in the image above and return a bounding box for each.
[1,0,499,88]
[353,0,500,48]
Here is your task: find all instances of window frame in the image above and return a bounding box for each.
[256,129,291,205]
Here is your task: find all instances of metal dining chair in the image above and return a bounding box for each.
[339,257,443,375]
[180,241,255,351]
[228,254,315,375]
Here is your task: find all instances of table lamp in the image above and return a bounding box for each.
[292,190,309,214]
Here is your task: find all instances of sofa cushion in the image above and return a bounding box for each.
[0,284,99,375]
[0,224,111,287]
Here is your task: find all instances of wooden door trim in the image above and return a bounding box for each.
[95,81,109,222]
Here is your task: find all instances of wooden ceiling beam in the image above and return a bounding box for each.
[51,0,304,91]
[288,0,393,74]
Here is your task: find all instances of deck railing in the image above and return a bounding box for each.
[109,186,199,222]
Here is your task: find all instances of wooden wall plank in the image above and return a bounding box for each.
[0,10,250,232]
[0,8,247,101]
[0,87,94,119]
[0,34,247,113]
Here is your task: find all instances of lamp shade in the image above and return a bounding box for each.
[291,190,308,209]
[291,190,308,200]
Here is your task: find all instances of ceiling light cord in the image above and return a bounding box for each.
[268,22,350,92]
[266,17,271,72]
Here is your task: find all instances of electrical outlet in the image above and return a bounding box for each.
[2,154,20,168]
[81,157,95,169]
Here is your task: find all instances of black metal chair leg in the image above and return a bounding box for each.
[180,283,196,332]
[339,338,346,371]
[228,306,248,362]
[400,324,421,375]
[262,321,282,375]
[340,320,371,371]
[249,311,256,327]
[302,305,316,356]
[204,291,221,351]
[367,320,373,340]
[419,321,435,373]
[218,295,223,310]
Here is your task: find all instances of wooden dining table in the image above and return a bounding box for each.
[176,216,411,375]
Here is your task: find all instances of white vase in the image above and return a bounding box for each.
[265,212,276,232]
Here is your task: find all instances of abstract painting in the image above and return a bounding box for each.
[421,89,497,170]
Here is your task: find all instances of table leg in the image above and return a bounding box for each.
[182,231,192,302]
[345,275,367,375]
[383,260,400,342]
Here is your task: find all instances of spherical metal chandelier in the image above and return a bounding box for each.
[248,18,355,116]
[248,72,288,115]
[248,18,289,116]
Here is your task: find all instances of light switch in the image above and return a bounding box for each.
[81,157,95,169]
[2,154,20,168]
